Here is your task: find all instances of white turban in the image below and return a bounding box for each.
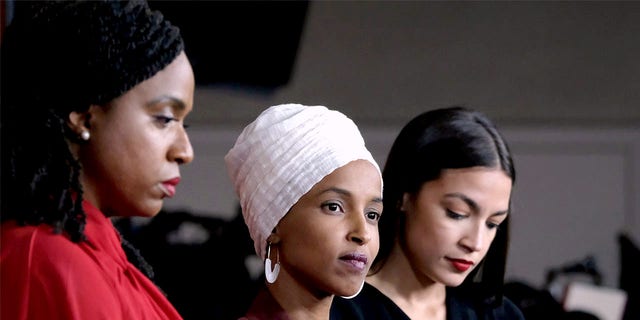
[224,103,382,259]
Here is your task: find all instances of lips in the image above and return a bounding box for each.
[447,258,474,272]
[339,253,368,272]
[161,177,181,198]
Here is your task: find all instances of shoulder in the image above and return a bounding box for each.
[1,222,122,319]
[331,283,410,320]
[1,221,91,267]
[1,221,111,287]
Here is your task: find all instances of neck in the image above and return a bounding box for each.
[268,269,333,320]
[368,242,447,319]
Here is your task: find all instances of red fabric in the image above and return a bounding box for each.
[1,201,183,320]
[239,287,290,320]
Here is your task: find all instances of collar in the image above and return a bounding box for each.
[82,200,129,267]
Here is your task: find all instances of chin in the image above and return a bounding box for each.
[447,279,466,287]
[331,278,363,297]
[133,202,163,218]
[435,273,467,287]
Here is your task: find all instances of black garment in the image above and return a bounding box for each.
[331,283,525,320]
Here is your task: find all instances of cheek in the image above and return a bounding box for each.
[482,231,499,253]
[404,217,432,252]
[405,210,438,241]
[368,224,380,256]
[280,228,334,275]
[404,213,454,255]
[281,218,328,255]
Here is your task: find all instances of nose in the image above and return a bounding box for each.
[346,212,372,245]
[460,223,484,253]
[169,128,194,165]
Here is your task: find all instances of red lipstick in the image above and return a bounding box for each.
[161,177,181,198]
[448,258,473,272]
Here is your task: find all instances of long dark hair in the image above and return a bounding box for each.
[372,106,516,307]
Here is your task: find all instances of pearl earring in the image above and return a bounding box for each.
[80,130,90,141]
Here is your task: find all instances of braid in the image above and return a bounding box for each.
[120,236,157,283]
[1,108,87,242]
[1,0,183,242]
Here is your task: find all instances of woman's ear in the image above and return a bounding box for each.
[68,110,91,135]
[266,232,281,245]
[399,192,411,211]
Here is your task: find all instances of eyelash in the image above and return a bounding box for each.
[322,202,344,214]
[321,202,382,222]
[446,209,501,230]
[366,211,382,222]
[446,209,466,220]
[154,115,177,125]
[154,115,190,129]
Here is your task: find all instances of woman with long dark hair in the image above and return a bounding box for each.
[332,106,524,319]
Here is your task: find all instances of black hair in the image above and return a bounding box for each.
[371,106,516,307]
[0,0,183,279]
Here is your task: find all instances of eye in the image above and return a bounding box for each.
[486,219,504,230]
[486,221,500,230]
[446,209,466,220]
[154,115,178,127]
[321,202,344,214]
[365,211,382,222]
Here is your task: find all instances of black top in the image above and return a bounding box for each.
[330,283,525,320]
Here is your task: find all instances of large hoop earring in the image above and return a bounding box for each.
[340,280,365,299]
[264,241,280,284]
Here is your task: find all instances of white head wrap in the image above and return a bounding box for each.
[225,103,382,259]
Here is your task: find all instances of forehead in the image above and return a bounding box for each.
[424,167,512,207]
[438,166,510,186]
[108,52,194,113]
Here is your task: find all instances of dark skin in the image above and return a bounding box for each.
[268,160,383,320]
[68,52,195,219]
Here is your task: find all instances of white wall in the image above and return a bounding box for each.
[503,126,640,288]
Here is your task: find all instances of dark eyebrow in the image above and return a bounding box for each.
[320,187,383,204]
[444,192,508,217]
[147,95,186,111]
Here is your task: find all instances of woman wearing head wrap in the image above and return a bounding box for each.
[1,1,194,319]
[225,104,384,320]
[331,107,525,319]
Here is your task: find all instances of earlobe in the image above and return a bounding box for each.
[266,232,281,245]
[68,110,91,133]
[399,193,411,211]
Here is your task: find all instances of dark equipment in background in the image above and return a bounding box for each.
[505,233,639,320]
[148,1,309,90]
[116,208,262,320]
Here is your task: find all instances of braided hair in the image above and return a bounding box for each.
[1,0,184,278]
